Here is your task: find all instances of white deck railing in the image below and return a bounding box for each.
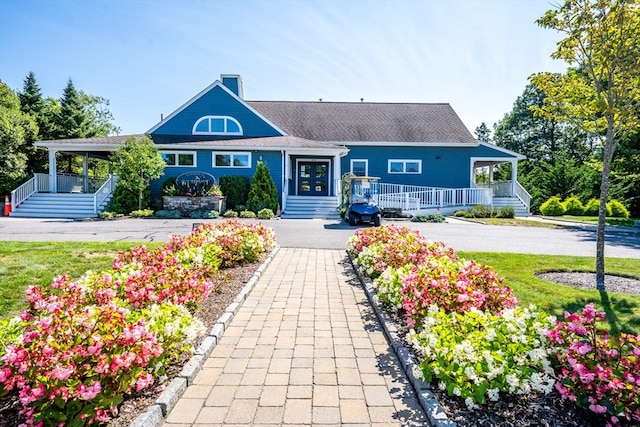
[11,174,116,213]
[10,176,38,210]
[93,174,116,214]
[476,180,531,211]
[352,182,493,214]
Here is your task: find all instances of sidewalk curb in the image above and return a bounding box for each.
[347,251,455,427]
[127,245,281,427]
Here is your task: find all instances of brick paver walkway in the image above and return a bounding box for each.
[163,248,427,426]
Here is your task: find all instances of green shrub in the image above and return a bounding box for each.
[411,214,445,223]
[607,200,630,218]
[239,210,257,218]
[223,209,238,218]
[202,210,219,219]
[563,196,585,215]
[584,198,612,216]
[218,175,250,211]
[109,183,151,214]
[190,210,204,219]
[130,209,154,218]
[156,210,182,218]
[247,161,278,213]
[470,204,495,218]
[257,208,275,220]
[454,210,470,218]
[539,196,566,216]
[161,177,178,195]
[99,211,116,219]
[496,206,515,218]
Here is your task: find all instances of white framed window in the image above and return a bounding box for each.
[350,159,368,176]
[213,152,251,168]
[192,115,243,135]
[388,159,421,174]
[162,151,197,167]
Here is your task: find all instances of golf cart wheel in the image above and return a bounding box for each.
[373,214,381,227]
[348,212,357,226]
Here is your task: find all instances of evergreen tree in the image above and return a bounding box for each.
[56,79,89,139]
[17,72,50,172]
[247,161,278,213]
[0,81,38,196]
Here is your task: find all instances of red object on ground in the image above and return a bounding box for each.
[4,195,11,216]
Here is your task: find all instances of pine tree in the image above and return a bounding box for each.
[17,72,50,172]
[247,161,278,213]
[57,79,89,139]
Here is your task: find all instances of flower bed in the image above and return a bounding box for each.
[0,220,275,426]
[348,225,640,426]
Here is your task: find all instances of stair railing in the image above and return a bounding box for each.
[93,174,116,214]
[10,175,38,210]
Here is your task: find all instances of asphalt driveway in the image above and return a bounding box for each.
[1,216,638,258]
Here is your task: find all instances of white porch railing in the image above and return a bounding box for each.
[10,176,38,210]
[11,174,116,213]
[477,180,531,211]
[352,182,493,214]
[515,181,531,211]
[93,174,116,214]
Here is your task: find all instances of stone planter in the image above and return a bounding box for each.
[163,196,226,214]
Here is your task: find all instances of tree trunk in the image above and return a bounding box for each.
[595,120,616,291]
[138,189,143,211]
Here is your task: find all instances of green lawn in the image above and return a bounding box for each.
[559,215,639,228]
[1,242,638,336]
[460,218,566,228]
[459,251,640,335]
[0,241,162,318]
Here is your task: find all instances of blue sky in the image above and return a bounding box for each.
[0,0,568,137]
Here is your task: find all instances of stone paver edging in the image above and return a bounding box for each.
[127,246,281,427]
[347,252,455,427]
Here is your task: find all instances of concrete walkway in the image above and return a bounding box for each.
[162,248,427,426]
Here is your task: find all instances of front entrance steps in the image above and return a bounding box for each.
[281,195,341,219]
[9,193,110,219]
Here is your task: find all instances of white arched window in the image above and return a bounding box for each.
[192,116,243,135]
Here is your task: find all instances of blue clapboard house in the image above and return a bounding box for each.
[11,74,529,218]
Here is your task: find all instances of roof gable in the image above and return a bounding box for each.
[247,101,476,144]
[148,81,285,138]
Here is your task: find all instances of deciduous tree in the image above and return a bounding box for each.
[531,0,640,290]
[110,135,165,211]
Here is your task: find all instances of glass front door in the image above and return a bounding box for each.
[298,162,329,196]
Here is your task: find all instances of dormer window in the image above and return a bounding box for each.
[192,115,243,135]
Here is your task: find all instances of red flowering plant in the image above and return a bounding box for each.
[0,276,163,426]
[546,303,640,425]
[401,258,517,328]
[350,225,456,279]
[347,224,422,257]
[191,219,276,268]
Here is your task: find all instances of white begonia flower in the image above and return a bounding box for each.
[453,387,461,396]
[465,397,478,409]
[438,381,446,391]
[487,387,500,401]
[485,328,496,342]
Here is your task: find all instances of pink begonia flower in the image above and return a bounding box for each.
[50,363,74,381]
[135,373,154,392]
[589,402,608,414]
[77,381,101,400]
[577,343,593,355]
[0,367,11,382]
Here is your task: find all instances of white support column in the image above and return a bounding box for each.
[48,150,57,193]
[489,164,494,185]
[511,160,518,197]
[333,154,341,198]
[82,153,89,193]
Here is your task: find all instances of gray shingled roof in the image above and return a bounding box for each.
[158,136,345,150]
[247,101,476,143]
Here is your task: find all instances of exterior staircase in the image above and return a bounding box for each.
[281,196,341,219]
[10,193,111,219]
[492,197,530,217]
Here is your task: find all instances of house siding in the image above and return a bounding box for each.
[342,144,514,188]
[151,85,283,138]
[151,150,284,206]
